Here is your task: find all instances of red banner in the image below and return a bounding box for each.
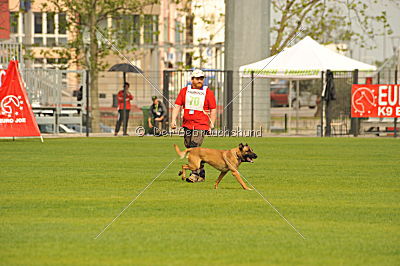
[351,84,400,118]
[0,60,41,137]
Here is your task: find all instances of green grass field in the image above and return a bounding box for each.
[1,136,399,265]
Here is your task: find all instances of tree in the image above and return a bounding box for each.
[42,0,157,132]
[271,0,397,55]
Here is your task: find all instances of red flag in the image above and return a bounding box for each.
[0,60,41,137]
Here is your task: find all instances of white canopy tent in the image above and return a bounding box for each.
[238,36,377,134]
[239,36,376,79]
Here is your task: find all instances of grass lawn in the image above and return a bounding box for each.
[0,136,399,265]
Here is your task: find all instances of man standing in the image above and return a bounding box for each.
[171,69,217,182]
[148,96,166,135]
[114,82,133,136]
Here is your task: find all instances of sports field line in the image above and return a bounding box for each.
[241,172,306,240]
[94,158,177,239]
[223,153,306,239]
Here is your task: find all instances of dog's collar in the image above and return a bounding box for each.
[235,150,246,162]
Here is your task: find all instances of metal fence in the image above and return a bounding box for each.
[0,42,23,67]
[6,64,399,136]
[21,68,87,133]
[162,70,231,130]
[321,68,399,137]
[322,70,354,136]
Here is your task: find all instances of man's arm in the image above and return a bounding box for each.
[117,91,124,101]
[206,89,217,129]
[159,101,166,117]
[155,102,166,121]
[210,109,217,129]
[155,116,164,121]
[171,105,182,129]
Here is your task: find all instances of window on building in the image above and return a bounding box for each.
[34,37,43,46]
[112,14,141,46]
[47,13,56,34]
[34,58,68,70]
[34,12,43,34]
[10,12,19,33]
[58,58,68,65]
[47,37,56,47]
[185,52,192,67]
[58,13,67,34]
[175,21,182,44]
[113,15,128,43]
[163,18,168,43]
[59,37,67,45]
[46,58,57,64]
[185,15,193,43]
[34,58,44,65]
[9,12,24,42]
[144,15,158,44]
[132,15,140,45]
[33,12,68,47]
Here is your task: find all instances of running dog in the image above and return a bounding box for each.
[174,143,257,190]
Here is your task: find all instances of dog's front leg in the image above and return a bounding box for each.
[231,171,252,190]
[214,171,228,189]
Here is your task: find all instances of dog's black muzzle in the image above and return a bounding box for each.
[243,153,257,163]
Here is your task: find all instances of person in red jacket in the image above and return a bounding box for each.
[171,69,217,182]
[114,82,133,136]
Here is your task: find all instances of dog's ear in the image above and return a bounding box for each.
[245,143,248,146]
[239,143,244,150]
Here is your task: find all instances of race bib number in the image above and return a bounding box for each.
[185,85,207,111]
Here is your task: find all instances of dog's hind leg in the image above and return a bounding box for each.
[180,164,191,180]
[214,171,228,189]
[180,163,199,180]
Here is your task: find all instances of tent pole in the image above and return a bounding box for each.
[251,71,254,133]
[296,80,299,135]
[288,80,292,134]
[394,67,398,138]
[239,75,242,130]
[320,71,325,137]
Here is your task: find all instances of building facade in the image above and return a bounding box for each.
[4,0,227,131]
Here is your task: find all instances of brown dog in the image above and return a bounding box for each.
[174,143,257,190]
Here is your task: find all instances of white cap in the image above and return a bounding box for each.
[191,69,205,78]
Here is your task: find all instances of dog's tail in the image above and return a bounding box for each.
[174,144,191,159]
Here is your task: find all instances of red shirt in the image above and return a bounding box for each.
[175,86,216,130]
[117,90,133,110]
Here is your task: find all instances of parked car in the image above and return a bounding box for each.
[270,83,317,108]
